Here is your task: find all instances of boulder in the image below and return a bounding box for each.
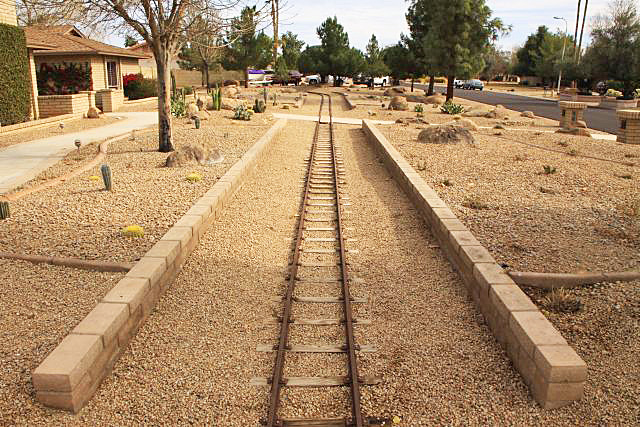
[165,142,222,167]
[383,86,406,97]
[418,124,475,145]
[521,111,535,119]
[220,98,245,110]
[87,106,101,119]
[406,95,429,103]
[186,102,199,117]
[424,94,446,105]
[389,96,409,111]
[221,86,238,98]
[462,109,492,118]
[446,118,479,131]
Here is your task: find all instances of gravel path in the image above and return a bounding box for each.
[0,260,122,424]
[0,116,122,151]
[0,114,272,263]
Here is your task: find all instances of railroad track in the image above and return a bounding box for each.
[252,93,387,426]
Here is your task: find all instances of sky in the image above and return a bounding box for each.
[106,0,614,52]
[277,0,612,51]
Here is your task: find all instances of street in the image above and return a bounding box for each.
[404,82,619,134]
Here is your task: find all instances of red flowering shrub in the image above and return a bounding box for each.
[123,73,157,100]
[36,62,92,95]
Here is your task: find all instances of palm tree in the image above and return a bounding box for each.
[577,0,589,62]
[574,0,582,54]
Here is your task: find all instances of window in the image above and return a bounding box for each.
[106,61,118,88]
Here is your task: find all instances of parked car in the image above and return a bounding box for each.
[463,79,484,90]
[305,74,321,85]
[453,79,464,88]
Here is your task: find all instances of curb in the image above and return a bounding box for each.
[0,114,82,136]
[362,119,587,409]
[31,119,288,412]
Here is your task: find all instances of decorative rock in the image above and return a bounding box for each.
[383,87,406,97]
[418,124,475,145]
[87,107,101,119]
[221,86,238,98]
[389,96,409,111]
[447,118,479,131]
[424,94,446,105]
[165,143,221,167]
[220,98,245,110]
[521,111,535,119]
[186,103,199,116]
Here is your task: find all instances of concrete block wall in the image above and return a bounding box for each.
[38,94,90,119]
[362,120,587,409]
[96,89,124,112]
[32,119,288,412]
[0,0,17,25]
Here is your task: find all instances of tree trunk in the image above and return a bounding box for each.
[204,65,210,89]
[411,78,414,92]
[427,75,435,96]
[155,53,174,153]
[272,0,279,65]
[446,75,454,101]
[244,68,249,88]
[573,0,581,55]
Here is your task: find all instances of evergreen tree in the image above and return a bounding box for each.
[124,35,138,47]
[281,31,305,70]
[365,34,390,80]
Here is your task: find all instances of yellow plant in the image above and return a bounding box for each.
[393,416,401,425]
[186,172,202,182]
[122,225,144,238]
[88,175,100,181]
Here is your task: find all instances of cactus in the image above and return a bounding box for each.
[211,84,222,111]
[122,225,144,238]
[263,87,268,104]
[100,163,112,191]
[0,201,9,220]
[254,99,266,113]
[271,91,278,106]
[233,105,253,121]
[194,116,201,129]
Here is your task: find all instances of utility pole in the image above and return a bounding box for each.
[577,0,589,63]
[554,16,568,92]
[573,0,581,56]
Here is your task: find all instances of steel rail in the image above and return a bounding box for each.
[266,94,324,427]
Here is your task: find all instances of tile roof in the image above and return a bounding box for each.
[25,26,151,59]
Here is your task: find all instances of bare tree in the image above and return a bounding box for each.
[180,9,225,88]
[41,0,251,152]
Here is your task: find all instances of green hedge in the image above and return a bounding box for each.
[123,73,158,100]
[0,24,31,126]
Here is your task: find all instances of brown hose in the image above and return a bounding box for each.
[0,252,133,273]
[508,271,640,289]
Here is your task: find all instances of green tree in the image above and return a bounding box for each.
[274,55,289,84]
[298,45,324,79]
[480,45,510,81]
[316,16,351,85]
[583,0,640,98]
[364,34,390,80]
[513,26,550,76]
[124,35,138,47]
[406,0,438,94]
[281,31,305,70]
[223,6,273,88]
[383,37,420,87]
[514,26,575,86]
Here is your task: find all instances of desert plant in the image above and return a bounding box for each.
[194,116,201,129]
[414,104,424,113]
[440,101,464,115]
[543,165,557,175]
[233,104,253,121]
[263,87,269,104]
[254,99,267,113]
[558,141,569,147]
[122,225,144,238]
[171,91,186,117]
[100,164,112,191]
[271,91,278,106]
[211,84,222,111]
[186,172,202,182]
[0,201,9,220]
[541,289,582,314]
[606,88,623,98]
[442,179,453,187]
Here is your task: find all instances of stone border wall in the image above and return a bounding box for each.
[38,94,90,119]
[362,119,586,409]
[0,113,80,134]
[32,119,288,412]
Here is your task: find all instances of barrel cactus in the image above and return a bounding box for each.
[122,225,144,238]
[254,99,267,113]
[233,105,253,121]
[0,201,9,220]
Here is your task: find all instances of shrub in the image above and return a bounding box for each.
[37,62,92,95]
[606,88,623,98]
[440,101,464,115]
[171,96,186,117]
[186,172,202,182]
[414,104,424,113]
[0,24,32,125]
[634,88,640,99]
[541,289,582,314]
[123,73,157,100]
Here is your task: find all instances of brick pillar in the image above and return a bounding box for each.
[616,109,640,144]
[558,101,588,130]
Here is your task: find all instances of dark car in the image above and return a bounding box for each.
[463,79,484,90]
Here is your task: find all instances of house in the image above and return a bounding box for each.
[24,25,151,117]
[126,41,180,79]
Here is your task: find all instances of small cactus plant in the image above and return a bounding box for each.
[186,172,202,182]
[122,225,144,238]
[233,104,253,121]
[211,84,222,111]
[263,87,268,104]
[254,99,267,113]
[271,91,278,106]
[100,163,112,191]
[543,165,557,175]
[88,175,100,181]
[194,116,201,129]
[414,104,424,113]
[0,201,10,220]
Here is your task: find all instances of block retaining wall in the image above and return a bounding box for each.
[32,119,288,412]
[362,119,586,409]
[0,113,80,134]
[38,94,89,119]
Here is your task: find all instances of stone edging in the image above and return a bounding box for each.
[31,119,288,412]
[336,92,356,110]
[361,119,586,409]
[123,96,158,105]
[0,113,81,135]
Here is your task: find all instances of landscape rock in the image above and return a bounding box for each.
[446,118,479,131]
[521,111,535,119]
[221,86,238,98]
[389,96,409,111]
[220,98,245,110]
[384,87,406,96]
[425,94,446,105]
[406,95,429,103]
[418,124,475,145]
[186,102,199,117]
[165,143,222,167]
[87,107,101,119]
[556,128,592,137]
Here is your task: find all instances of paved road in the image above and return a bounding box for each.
[0,112,157,194]
[404,82,619,134]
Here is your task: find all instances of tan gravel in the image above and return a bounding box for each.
[0,260,122,424]
[0,113,272,263]
[0,116,122,151]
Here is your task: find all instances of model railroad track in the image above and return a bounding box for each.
[252,93,385,426]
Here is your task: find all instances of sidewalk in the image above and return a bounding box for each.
[0,112,157,194]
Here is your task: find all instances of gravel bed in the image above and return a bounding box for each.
[18,121,314,425]
[0,113,272,263]
[0,259,122,424]
[0,116,121,151]
[117,101,158,113]
[379,120,639,423]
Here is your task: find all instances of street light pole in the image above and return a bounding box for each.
[554,16,568,93]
